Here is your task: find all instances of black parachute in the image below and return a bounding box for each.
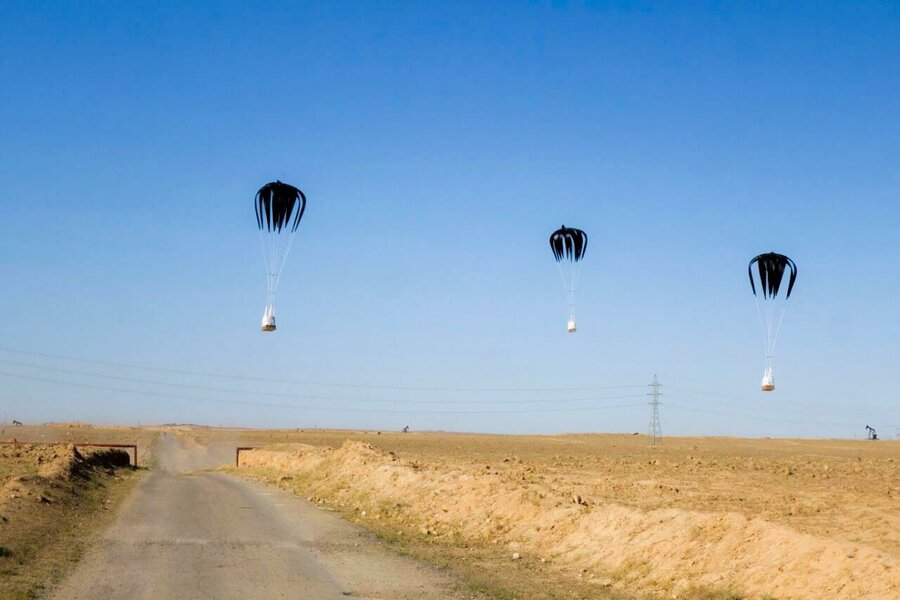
[255,180,307,332]
[549,226,588,262]
[748,252,797,299]
[255,181,306,233]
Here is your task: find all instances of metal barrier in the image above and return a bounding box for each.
[235,446,258,467]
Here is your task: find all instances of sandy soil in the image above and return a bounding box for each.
[229,430,900,600]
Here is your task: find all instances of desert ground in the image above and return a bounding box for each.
[2,424,898,599]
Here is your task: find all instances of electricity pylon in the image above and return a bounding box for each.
[648,374,662,447]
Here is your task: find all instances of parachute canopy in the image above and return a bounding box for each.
[748,252,797,299]
[549,225,588,262]
[255,181,306,233]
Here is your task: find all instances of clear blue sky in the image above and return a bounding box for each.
[1,1,898,438]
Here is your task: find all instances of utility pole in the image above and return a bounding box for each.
[648,374,662,447]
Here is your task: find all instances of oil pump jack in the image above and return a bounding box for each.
[865,425,878,440]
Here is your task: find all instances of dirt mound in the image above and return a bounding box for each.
[41,446,129,480]
[0,443,135,599]
[239,441,899,599]
[1,444,130,504]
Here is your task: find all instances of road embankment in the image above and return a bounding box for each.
[0,444,139,599]
[234,440,900,600]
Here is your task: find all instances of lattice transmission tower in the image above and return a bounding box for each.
[648,374,662,447]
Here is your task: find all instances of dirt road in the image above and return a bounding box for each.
[51,434,478,600]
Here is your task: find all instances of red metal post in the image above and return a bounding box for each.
[235,447,257,467]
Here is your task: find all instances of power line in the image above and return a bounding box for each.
[0,346,643,393]
[664,385,887,412]
[0,359,645,405]
[664,401,864,429]
[664,390,889,415]
[0,371,647,415]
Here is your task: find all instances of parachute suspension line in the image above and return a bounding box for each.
[557,260,579,330]
[769,304,788,358]
[570,260,581,323]
[756,295,788,391]
[274,229,298,292]
[259,231,276,304]
[570,257,582,293]
[260,228,298,306]
[754,294,781,390]
[753,296,768,356]
[258,232,270,290]
[259,232,276,331]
